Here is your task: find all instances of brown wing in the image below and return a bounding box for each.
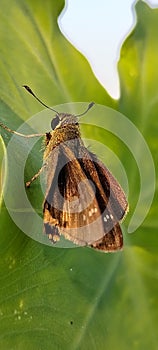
[43,142,105,245]
[92,153,128,219]
[77,149,129,225]
[43,140,128,251]
[90,223,123,252]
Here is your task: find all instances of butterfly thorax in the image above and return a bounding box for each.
[44,122,81,159]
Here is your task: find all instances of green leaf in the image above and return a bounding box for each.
[0,137,6,205]
[0,1,158,349]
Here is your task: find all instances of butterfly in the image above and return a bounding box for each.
[0,86,128,252]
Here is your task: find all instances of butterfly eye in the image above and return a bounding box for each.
[51,116,60,130]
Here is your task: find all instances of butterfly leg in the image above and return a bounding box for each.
[26,164,46,188]
[0,122,45,138]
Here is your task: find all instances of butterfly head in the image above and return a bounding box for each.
[50,102,95,130]
[51,113,78,130]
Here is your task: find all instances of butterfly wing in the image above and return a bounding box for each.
[90,223,123,252]
[43,139,128,251]
[43,142,104,245]
[78,150,129,225]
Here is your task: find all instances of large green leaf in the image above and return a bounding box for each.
[0,1,158,349]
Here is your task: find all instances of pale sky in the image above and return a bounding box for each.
[59,0,158,99]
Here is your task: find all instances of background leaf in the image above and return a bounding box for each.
[0,1,158,349]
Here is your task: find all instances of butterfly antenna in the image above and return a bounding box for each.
[23,85,60,115]
[75,102,95,117]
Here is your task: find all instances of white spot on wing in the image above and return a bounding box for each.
[83,214,86,221]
